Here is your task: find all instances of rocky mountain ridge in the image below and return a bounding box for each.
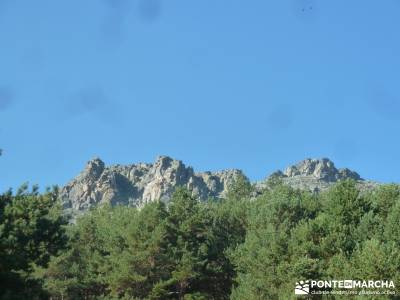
[256,158,377,192]
[61,156,245,213]
[61,156,378,213]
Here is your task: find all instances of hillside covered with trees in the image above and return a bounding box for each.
[1,179,400,299]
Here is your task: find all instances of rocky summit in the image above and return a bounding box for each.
[61,156,246,213]
[258,158,378,193]
[61,156,379,214]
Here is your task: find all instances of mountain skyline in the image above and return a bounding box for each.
[0,153,392,193]
[61,155,379,214]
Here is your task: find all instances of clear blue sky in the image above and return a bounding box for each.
[1,0,400,191]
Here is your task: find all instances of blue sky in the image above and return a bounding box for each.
[1,0,400,191]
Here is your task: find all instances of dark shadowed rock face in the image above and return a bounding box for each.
[61,156,246,213]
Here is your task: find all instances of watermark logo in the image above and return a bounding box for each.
[295,280,310,295]
[295,279,396,296]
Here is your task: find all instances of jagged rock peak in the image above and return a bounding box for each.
[283,158,361,182]
[155,155,174,168]
[85,156,105,170]
[61,155,247,213]
[81,157,105,179]
[255,157,370,194]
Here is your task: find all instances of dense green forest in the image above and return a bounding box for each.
[1,179,400,299]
